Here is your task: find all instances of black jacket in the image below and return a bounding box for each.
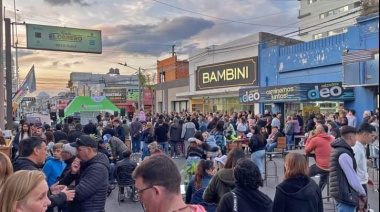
[329,138,359,206]
[249,135,267,153]
[102,127,115,137]
[169,124,182,142]
[12,157,68,210]
[272,175,323,212]
[217,185,272,212]
[61,153,110,212]
[13,157,41,172]
[114,158,137,186]
[155,124,168,143]
[114,125,126,142]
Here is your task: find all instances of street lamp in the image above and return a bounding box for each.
[118,62,146,110]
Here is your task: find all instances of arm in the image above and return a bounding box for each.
[305,138,316,154]
[110,139,117,158]
[185,178,194,204]
[203,175,219,203]
[47,192,67,208]
[272,189,286,212]
[74,164,109,202]
[181,125,186,139]
[338,154,366,196]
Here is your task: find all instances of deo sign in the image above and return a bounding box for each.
[306,83,348,101]
[240,90,260,103]
[196,57,258,91]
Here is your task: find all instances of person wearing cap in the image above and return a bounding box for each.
[215,155,227,171]
[60,135,110,212]
[329,126,367,211]
[58,142,77,182]
[103,134,128,160]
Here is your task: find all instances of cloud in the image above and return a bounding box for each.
[100,16,215,56]
[44,0,94,6]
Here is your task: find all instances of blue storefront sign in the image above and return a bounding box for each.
[240,82,354,104]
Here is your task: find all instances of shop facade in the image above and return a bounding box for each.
[177,32,301,114]
[257,14,379,123]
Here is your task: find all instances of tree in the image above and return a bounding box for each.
[361,0,379,16]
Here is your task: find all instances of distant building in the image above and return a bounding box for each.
[299,0,361,41]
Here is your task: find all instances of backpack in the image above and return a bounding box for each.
[285,123,294,135]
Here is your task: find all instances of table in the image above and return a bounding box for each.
[292,135,307,150]
[284,149,315,163]
[226,139,249,151]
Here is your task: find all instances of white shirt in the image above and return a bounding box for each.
[352,141,369,185]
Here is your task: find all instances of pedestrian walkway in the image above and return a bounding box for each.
[105,155,379,212]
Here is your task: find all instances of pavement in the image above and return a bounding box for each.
[105,154,379,212]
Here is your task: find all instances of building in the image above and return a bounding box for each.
[177,32,301,114]
[299,0,361,41]
[155,56,190,113]
[244,13,379,124]
[67,71,153,110]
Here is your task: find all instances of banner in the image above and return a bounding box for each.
[12,66,37,112]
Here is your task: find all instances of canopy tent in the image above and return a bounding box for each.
[63,96,120,119]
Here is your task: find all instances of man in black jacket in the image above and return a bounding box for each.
[53,124,68,142]
[114,150,137,201]
[329,126,367,211]
[67,124,85,143]
[83,120,97,135]
[12,137,75,211]
[62,135,110,212]
[113,119,126,142]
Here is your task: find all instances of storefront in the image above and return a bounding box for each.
[239,82,355,117]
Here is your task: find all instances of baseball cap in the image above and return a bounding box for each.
[103,134,112,144]
[70,135,97,148]
[215,155,227,165]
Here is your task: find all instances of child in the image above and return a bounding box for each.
[42,143,67,187]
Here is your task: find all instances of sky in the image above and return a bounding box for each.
[6,0,301,96]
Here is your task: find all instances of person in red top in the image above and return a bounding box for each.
[305,124,334,193]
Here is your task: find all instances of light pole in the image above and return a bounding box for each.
[118,63,146,110]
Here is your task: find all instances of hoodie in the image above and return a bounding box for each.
[12,157,40,172]
[272,175,323,212]
[203,169,235,204]
[43,157,67,187]
[305,132,334,170]
[216,186,273,212]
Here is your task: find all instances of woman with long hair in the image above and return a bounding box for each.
[272,153,323,212]
[203,148,245,204]
[249,125,267,176]
[186,160,217,211]
[0,152,13,189]
[142,122,155,160]
[45,131,55,158]
[12,123,31,159]
[0,170,51,212]
[210,121,226,155]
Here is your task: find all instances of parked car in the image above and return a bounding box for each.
[27,116,42,127]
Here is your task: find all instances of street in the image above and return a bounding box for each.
[104,154,379,212]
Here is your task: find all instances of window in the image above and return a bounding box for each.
[308,0,320,4]
[319,2,360,19]
[320,13,325,19]
[327,27,348,36]
[313,33,324,40]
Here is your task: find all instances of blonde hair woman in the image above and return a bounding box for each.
[0,152,13,189]
[0,170,51,212]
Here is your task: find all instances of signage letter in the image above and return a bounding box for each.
[203,73,209,84]
[319,88,330,98]
[330,86,342,96]
[307,86,320,100]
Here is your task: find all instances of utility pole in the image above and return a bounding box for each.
[0,0,5,130]
[5,18,12,129]
[171,45,176,56]
[138,68,141,110]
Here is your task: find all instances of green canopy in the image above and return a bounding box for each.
[64,96,120,117]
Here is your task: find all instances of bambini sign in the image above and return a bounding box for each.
[239,82,354,104]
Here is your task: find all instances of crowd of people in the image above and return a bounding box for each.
[0,107,378,212]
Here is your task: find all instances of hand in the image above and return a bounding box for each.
[195,139,202,145]
[109,156,114,160]
[358,196,367,211]
[368,178,374,186]
[50,182,66,195]
[71,158,81,174]
[61,187,76,201]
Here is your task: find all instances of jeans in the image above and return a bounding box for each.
[186,156,201,168]
[131,137,140,153]
[308,164,329,192]
[184,140,190,156]
[370,143,379,168]
[169,141,179,157]
[109,163,116,184]
[266,142,277,152]
[285,135,293,151]
[159,141,169,155]
[336,200,356,212]
[141,142,150,160]
[251,150,265,175]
